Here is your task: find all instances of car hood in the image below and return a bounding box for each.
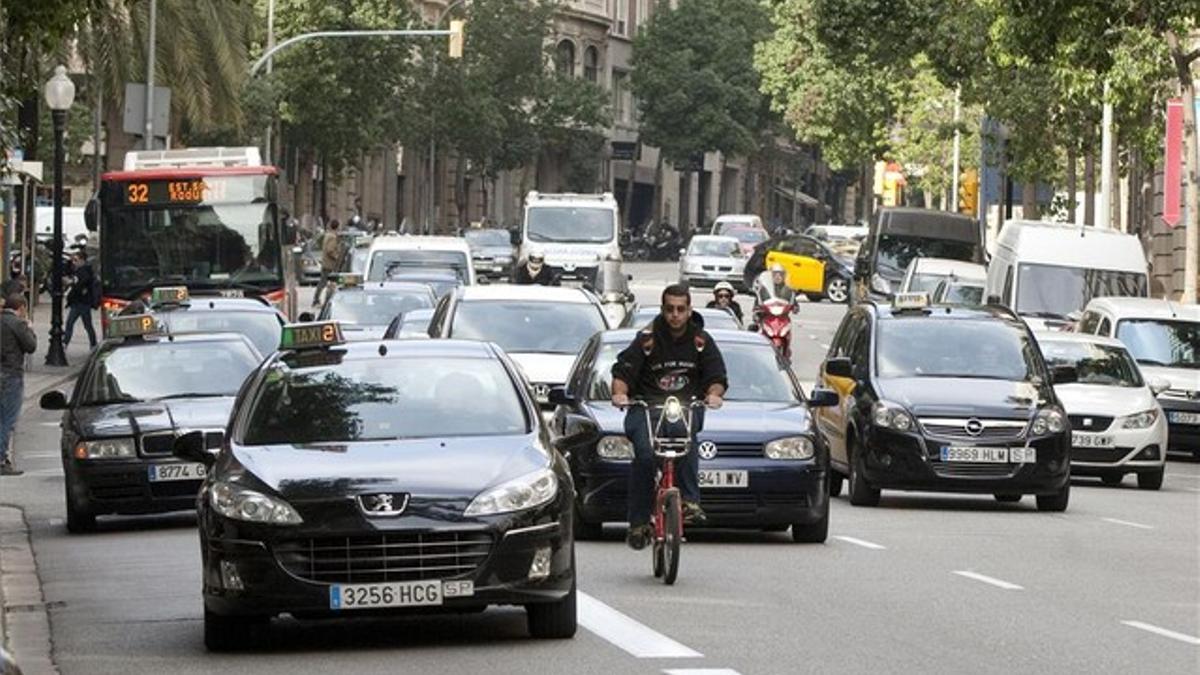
[1138,365,1200,392]
[877,377,1049,418]
[1053,383,1155,417]
[73,397,235,437]
[683,255,746,268]
[338,323,388,342]
[509,353,577,385]
[585,400,814,440]
[234,435,549,500]
[471,246,513,258]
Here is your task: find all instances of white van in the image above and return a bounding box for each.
[985,220,1148,330]
[519,191,619,283]
[35,206,89,244]
[364,234,476,285]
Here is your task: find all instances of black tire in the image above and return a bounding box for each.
[1137,469,1164,491]
[1036,482,1070,512]
[65,487,95,534]
[825,276,850,304]
[1100,474,1124,486]
[848,440,880,507]
[662,492,682,585]
[805,293,823,302]
[204,608,265,652]
[527,575,578,639]
[993,493,1022,503]
[651,538,664,578]
[829,472,844,497]
[572,507,603,541]
[791,501,829,543]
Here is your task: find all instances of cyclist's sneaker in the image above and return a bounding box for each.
[625,523,652,550]
[682,501,707,525]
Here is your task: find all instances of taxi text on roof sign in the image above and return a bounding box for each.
[151,286,190,306]
[892,292,930,311]
[337,273,363,287]
[280,321,345,351]
[106,314,162,339]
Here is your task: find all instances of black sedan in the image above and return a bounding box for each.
[174,326,576,650]
[550,328,838,542]
[146,291,286,357]
[40,316,263,532]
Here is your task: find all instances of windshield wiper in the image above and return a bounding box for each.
[154,392,232,400]
[81,396,141,406]
[1022,311,1070,320]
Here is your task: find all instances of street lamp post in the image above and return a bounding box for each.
[429,0,468,234]
[44,65,75,367]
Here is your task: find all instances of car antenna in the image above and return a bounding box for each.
[1167,298,1178,319]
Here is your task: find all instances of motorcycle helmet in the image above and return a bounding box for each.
[714,281,735,299]
[527,248,545,273]
[770,262,785,275]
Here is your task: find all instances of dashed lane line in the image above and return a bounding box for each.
[663,670,743,675]
[1121,621,1200,646]
[578,591,703,659]
[1100,517,1154,530]
[833,535,887,550]
[952,571,1024,591]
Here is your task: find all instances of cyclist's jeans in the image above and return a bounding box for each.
[624,406,705,526]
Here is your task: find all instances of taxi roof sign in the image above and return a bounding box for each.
[337,273,363,287]
[892,292,930,311]
[150,286,190,306]
[106,314,162,339]
[280,321,345,351]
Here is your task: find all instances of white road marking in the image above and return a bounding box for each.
[1121,620,1200,646]
[18,451,60,459]
[820,343,830,350]
[578,591,703,659]
[39,422,60,427]
[48,518,63,527]
[952,571,1024,590]
[1101,517,1154,530]
[1181,487,1200,494]
[663,670,743,675]
[833,535,886,550]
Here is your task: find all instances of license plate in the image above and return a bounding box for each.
[1072,433,1114,448]
[1168,411,1200,425]
[146,463,206,482]
[940,446,1036,463]
[329,579,473,611]
[217,289,244,298]
[699,470,748,488]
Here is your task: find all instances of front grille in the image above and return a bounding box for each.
[919,418,1027,441]
[931,463,1018,479]
[701,265,733,272]
[705,442,762,458]
[140,430,224,457]
[274,532,493,584]
[700,493,760,515]
[1073,446,1133,463]
[1068,415,1113,432]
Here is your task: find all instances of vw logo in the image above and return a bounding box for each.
[1189,390,1200,401]
[697,441,718,460]
[357,493,409,517]
[534,384,551,401]
[963,418,985,437]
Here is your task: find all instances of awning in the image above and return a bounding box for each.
[772,184,819,207]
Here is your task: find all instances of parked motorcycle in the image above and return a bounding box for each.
[645,225,681,262]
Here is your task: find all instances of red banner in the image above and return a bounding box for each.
[1164,99,1183,228]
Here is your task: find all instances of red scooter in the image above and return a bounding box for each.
[755,297,794,360]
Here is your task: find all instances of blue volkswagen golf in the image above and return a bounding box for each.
[549,328,837,543]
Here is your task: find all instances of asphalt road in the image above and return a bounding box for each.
[3,262,1198,674]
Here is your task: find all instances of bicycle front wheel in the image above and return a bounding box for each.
[662,491,682,585]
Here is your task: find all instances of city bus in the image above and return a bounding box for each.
[87,147,297,322]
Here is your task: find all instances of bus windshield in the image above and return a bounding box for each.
[526,206,615,244]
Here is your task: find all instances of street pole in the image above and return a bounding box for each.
[143,0,157,150]
[951,84,961,212]
[265,0,275,164]
[427,0,468,235]
[1099,80,1114,229]
[46,110,68,366]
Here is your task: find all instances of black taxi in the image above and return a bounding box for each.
[814,293,1074,511]
[39,314,263,532]
[138,286,286,357]
[174,323,576,651]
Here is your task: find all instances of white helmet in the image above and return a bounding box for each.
[714,281,735,296]
[770,263,785,274]
[527,247,545,272]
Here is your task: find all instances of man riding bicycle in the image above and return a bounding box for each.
[611,283,727,551]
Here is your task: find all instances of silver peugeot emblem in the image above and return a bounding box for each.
[357,493,409,517]
[534,384,551,401]
[697,441,718,460]
[964,419,985,436]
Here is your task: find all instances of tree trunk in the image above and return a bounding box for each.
[1066,147,1077,223]
[622,137,640,232]
[1167,30,1200,302]
[454,155,469,232]
[1021,181,1039,220]
[717,153,728,215]
[743,153,754,213]
[1083,150,1096,226]
[651,151,664,227]
[859,163,873,224]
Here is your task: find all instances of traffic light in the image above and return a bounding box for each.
[958,168,979,216]
[448,20,464,59]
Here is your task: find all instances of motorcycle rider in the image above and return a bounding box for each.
[513,248,560,286]
[706,281,744,324]
[611,284,728,550]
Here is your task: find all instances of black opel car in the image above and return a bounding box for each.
[550,327,838,542]
[814,294,1073,511]
[174,325,576,651]
[40,315,263,532]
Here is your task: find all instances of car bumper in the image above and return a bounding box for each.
[473,261,513,278]
[860,428,1070,495]
[66,458,201,517]
[1070,417,1167,475]
[575,458,828,527]
[680,271,743,287]
[1158,397,1200,455]
[547,265,597,283]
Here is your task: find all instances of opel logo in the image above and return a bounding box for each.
[964,419,985,436]
[357,493,409,517]
[534,384,551,401]
[697,441,718,460]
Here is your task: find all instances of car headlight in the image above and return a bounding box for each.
[872,401,914,432]
[209,481,303,525]
[1030,407,1067,435]
[597,435,634,459]
[464,468,558,516]
[73,438,136,460]
[1121,408,1159,430]
[764,436,815,460]
[871,273,893,295]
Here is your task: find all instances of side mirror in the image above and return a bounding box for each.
[298,311,315,322]
[40,390,68,410]
[1050,365,1078,385]
[1149,377,1171,397]
[84,198,98,232]
[173,431,216,468]
[825,357,853,379]
[808,388,839,408]
[547,386,574,406]
[678,248,687,257]
[986,294,1002,305]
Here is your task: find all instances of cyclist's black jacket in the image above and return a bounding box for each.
[612,311,728,404]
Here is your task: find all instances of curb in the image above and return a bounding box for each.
[0,506,57,675]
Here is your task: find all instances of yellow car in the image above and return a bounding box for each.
[764,235,852,303]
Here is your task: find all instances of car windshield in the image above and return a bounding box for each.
[876,234,978,276]
[384,270,460,297]
[688,239,740,257]
[157,311,281,357]
[938,284,984,305]
[465,229,511,247]
[368,250,469,281]
[81,340,260,404]
[716,219,756,233]
[589,341,797,402]
[398,309,434,336]
[1115,318,1200,369]
[909,273,950,293]
[450,301,606,354]
[727,228,767,244]
[876,318,1038,380]
[243,357,527,444]
[325,290,433,326]
[1039,340,1142,387]
[1016,263,1147,318]
[526,206,615,244]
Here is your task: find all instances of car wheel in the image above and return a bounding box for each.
[804,293,823,302]
[65,486,95,534]
[993,493,1022,503]
[204,608,266,652]
[527,567,577,639]
[848,440,880,507]
[1100,474,1123,486]
[572,507,603,541]
[1036,482,1070,512]
[791,500,829,543]
[1137,469,1164,491]
[829,471,844,497]
[825,276,850,304]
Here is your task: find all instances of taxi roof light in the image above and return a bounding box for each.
[150,286,190,307]
[105,314,163,340]
[337,273,363,288]
[892,292,930,311]
[280,321,346,351]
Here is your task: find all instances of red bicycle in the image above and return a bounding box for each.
[629,396,706,585]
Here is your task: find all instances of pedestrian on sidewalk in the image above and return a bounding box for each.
[64,251,98,349]
[312,219,343,306]
[1,294,36,476]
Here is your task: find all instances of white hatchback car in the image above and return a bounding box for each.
[899,257,987,295]
[1037,332,1168,489]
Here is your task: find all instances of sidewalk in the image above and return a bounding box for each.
[17,295,94,403]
